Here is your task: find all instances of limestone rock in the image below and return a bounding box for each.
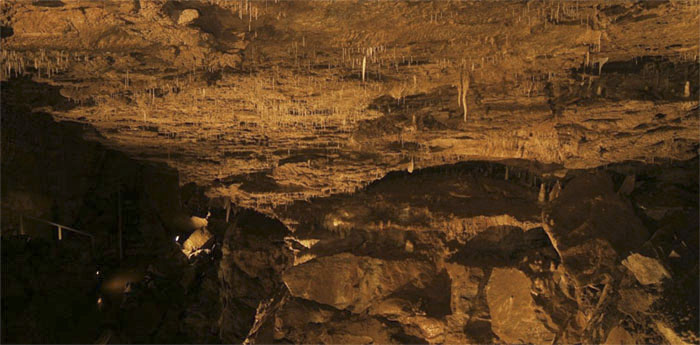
[217,210,291,343]
[245,295,416,345]
[618,174,636,195]
[282,253,435,313]
[396,315,446,342]
[618,287,656,314]
[549,180,562,201]
[177,9,200,25]
[188,215,208,230]
[486,267,557,344]
[183,228,213,254]
[655,320,691,345]
[622,253,671,285]
[604,326,637,344]
[445,263,483,315]
[538,183,547,203]
[542,172,649,286]
[1,1,698,341]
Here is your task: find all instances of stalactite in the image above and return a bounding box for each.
[361,56,366,82]
[459,66,470,122]
[538,183,546,203]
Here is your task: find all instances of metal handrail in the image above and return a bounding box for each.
[20,215,95,255]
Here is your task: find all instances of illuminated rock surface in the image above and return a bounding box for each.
[486,267,557,344]
[1,1,698,344]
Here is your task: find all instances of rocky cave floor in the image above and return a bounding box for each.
[1,0,699,344]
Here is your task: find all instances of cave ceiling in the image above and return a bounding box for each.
[1,0,698,220]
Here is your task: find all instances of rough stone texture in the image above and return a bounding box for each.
[283,253,435,313]
[542,172,649,286]
[445,263,483,316]
[176,9,199,25]
[1,1,698,344]
[486,267,557,344]
[187,216,208,231]
[604,326,636,345]
[0,1,697,214]
[217,210,291,344]
[2,120,698,343]
[655,320,692,345]
[245,295,419,345]
[622,253,671,286]
[182,227,212,254]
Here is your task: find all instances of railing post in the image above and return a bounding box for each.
[118,190,123,262]
[21,216,95,259]
[19,215,24,235]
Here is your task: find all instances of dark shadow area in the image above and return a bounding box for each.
[0,25,13,38]
[1,77,195,344]
[567,55,699,102]
[1,75,77,113]
[31,0,65,7]
[450,226,559,267]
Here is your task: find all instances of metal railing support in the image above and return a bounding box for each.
[118,190,123,261]
[20,215,95,256]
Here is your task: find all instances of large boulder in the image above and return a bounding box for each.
[282,253,435,313]
[217,210,291,343]
[621,253,671,286]
[445,263,483,316]
[542,172,649,286]
[182,228,213,254]
[245,295,421,345]
[604,326,637,344]
[486,267,557,344]
[655,320,693,345]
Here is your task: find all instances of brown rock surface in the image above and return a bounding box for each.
[622,253,671,286]
[542,171,649,285]
[177,9,200,25]
[182,227,212,254]
[486,267,557,344]
[1,1,698,344]
[282,253,435,313]
[1,0,697,214]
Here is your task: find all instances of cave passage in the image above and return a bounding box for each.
[1,1,699,344]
